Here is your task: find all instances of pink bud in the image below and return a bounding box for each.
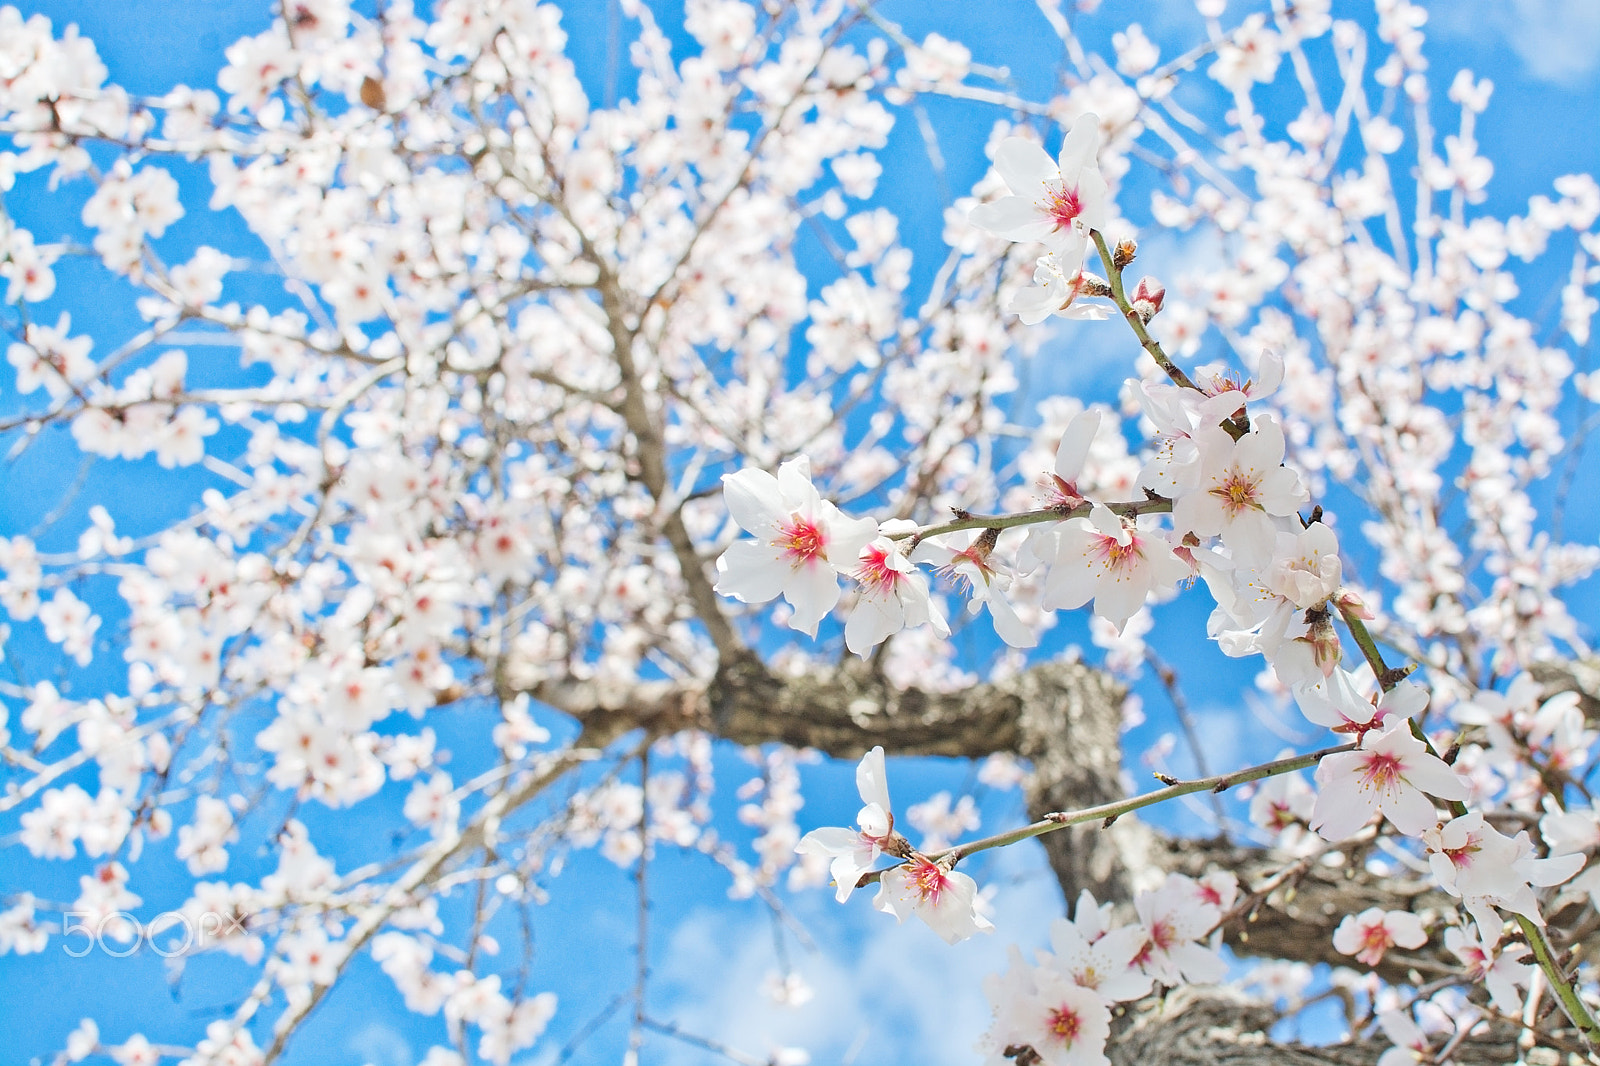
[1131,276,1165,323]
[1335,588,1375,620]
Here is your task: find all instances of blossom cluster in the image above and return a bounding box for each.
[1,0,1599,1064]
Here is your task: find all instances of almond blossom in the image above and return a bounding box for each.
[1008,248,1110,325]
[1332,907,1428,967]
[1310,722,1470,840]
[968,115,1110,254]
[1444,925,1534,1014]
[1047,906,1152,1003]
[714,456,878,637]
[1041,504,1190,632]
[873,856,994,944]
[911,529,1035,648]
[795,746,896,903]
[1130,873,1229,985]
[1423,811,1584,937]
[983,952,1111,1066]
[1170,413,1307,560]
[844,533,949,655]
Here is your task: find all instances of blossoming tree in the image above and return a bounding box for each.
[2,1,1599,1064]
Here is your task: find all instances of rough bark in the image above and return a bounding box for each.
[1107,987,1526,1066]
[524,654,1589,1060]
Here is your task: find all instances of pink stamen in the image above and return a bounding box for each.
[773,516,825,567]
[854,544,902,597]
[1047,1005,1082,1043]
[1044,182,1084,232]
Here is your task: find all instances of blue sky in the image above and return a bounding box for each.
[3,2,1600,1065]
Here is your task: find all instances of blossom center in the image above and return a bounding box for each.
[1359,924,1393,954]
[1359,751,1403,791]
[1210,471,1261,516]
[1047,1005,1081,1044]
[854,544,903,597]
[772,516,825,567]
[1442,832,1482,870]
[908,859,948,904]
[1043,182,1083,232]
[1090,532,1140,571]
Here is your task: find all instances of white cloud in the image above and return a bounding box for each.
[346,1021,413,1066]
[651,842,1064,1066]
[1436,0,1600,85]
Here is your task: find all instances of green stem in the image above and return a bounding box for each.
[937,743,1351,864]
[890,498,1173,543]
[1334,595,1396,692]
[1091,229,1200,392]
[1518,914,1600,1046]
[1332,600,1600,1043]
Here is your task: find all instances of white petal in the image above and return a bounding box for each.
[714,540,788,604]
[1054,408,1103,482]
[775,455,817,508]
[994,137,1059,195]
[855,746,890,813]
[986,590,1037,648]
[1057,114,1102,172]
[969,196,1056,244]
[784,560,842,637]
[721,468,783,535]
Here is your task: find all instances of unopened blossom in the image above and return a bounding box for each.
[873,856,994,944]
[1332,907,1428,967]
[1171,413,1307,560]
[1128,275,1164,324]
[795,746,896,902]
[1042,504,1190,632]
[1423,811,1583,936]
[844,533,949,656]
[714,456,878,637]
[969,114,1110,254]
[1310,721,1469,840]
[912,529,1035,648]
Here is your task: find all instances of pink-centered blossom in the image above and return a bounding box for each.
[844,533,949,656]
[1331,907,1428,967]
[1042,504,1190,632]
[1309,721,1469,841]
[873,856,993,944]
[1171,414,1306,560]
[1444,925,1534,1014]
[969,115,1111,254]
[1130,873,1228,985]
[911,530,1035,649]
[714,456,878,637]
[795,746,894,902]
[988,961,1112,1066]
[1423,811,1583,937]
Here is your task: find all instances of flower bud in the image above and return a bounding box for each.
[1131,276,1165,324]
[1113,238,1138,270]
[1334,587,1375,620]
